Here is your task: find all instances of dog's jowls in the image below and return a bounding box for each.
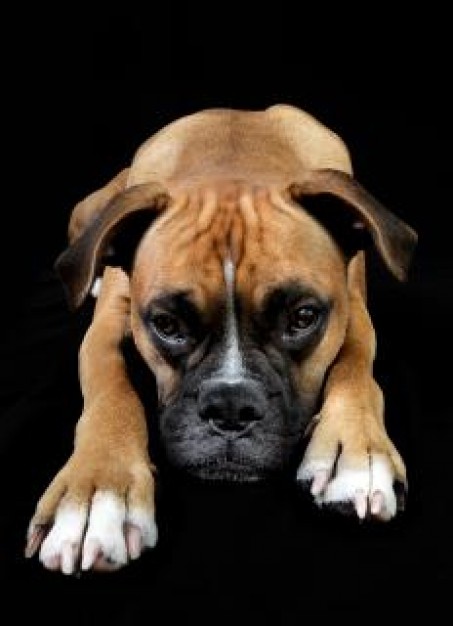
[25,105,417,574]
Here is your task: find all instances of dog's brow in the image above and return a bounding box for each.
[260,282,329,316]
[142,290,199,321]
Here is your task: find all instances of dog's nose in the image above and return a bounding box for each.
[198,379,266,435]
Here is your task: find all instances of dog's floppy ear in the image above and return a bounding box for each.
[289,169,417,281]
[55,183,171,309]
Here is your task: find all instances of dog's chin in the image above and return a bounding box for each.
[182,460,271,483]
[160,431,303,483]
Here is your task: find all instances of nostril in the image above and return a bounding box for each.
[200,405,219,423]
[238,405,258,423]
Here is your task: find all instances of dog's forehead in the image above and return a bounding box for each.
[127,105,352,190]
[132,184,346,308]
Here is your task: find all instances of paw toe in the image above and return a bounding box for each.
[82,491,128,568]
[39,502,87,572]
[298,449,402,521]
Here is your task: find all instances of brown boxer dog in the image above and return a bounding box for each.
[25,105,417,574]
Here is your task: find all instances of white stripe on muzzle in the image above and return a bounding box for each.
[217,258,244,382]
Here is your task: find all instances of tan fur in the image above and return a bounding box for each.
[66,106,352,238]
[130,184,349,405]
[27,268,155,566]
[69,168,130,243]
[27,105,416,568]
[303,252,406,483]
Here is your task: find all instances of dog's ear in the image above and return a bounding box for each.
[289,169,417,281]
[55,183,171,309]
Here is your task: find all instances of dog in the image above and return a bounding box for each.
[25,105,417,574]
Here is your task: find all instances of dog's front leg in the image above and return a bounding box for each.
[298,252,406,520]
[25,267,157,573]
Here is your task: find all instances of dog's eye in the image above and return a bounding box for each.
[260,285,328,352]
[152,314,186,341]
[290,305,319,332]
[285,304,322,339]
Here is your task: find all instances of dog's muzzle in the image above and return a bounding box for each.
[158,364,309,482]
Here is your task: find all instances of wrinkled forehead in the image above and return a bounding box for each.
[132,185,347,309]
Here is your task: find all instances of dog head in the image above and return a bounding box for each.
[56,106,417,481]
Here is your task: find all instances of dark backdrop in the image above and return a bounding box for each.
[1,6,451,623]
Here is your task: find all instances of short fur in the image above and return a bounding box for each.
[25,105,416,573]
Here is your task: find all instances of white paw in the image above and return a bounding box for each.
[39,504,87,574]
[33,490,157,574]
[297,453,402,521]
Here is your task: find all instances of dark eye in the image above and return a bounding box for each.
[152,313,186,341]
[288,305,320,335]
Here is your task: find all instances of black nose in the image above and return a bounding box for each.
[198,378,266,435]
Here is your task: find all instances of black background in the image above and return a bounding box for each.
[1,6,451,623]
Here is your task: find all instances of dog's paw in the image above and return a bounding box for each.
[297,413,407,521]
[25,458,157,574]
